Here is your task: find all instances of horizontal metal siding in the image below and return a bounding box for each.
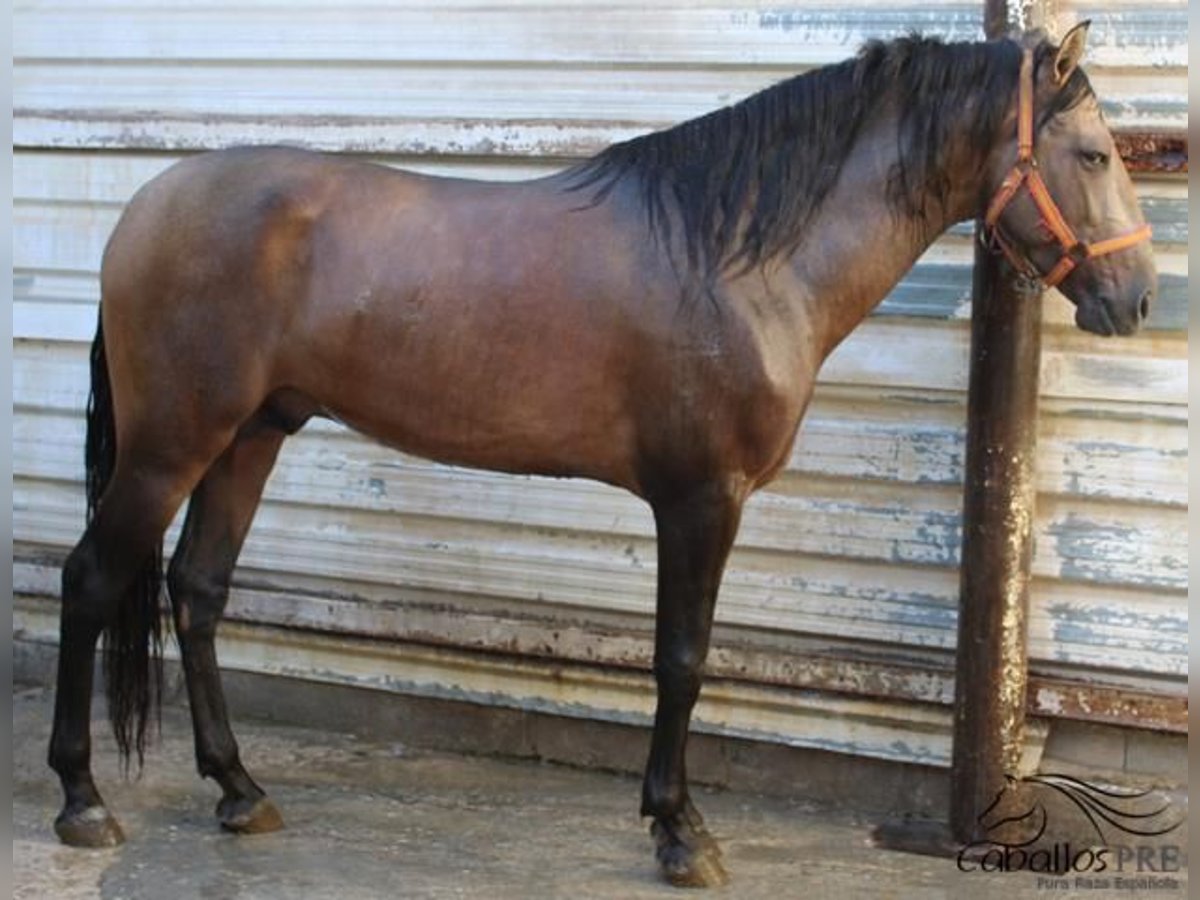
[12,2,1187,757]
[12,2,1185,130]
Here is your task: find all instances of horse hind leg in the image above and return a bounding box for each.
[50,460,209,847]
[166,418,286,834]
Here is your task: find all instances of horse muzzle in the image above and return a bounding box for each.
[1066,255,1156,337]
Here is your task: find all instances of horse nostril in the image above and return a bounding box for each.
[1138,290,1152,321]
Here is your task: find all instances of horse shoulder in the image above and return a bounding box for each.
[732,299,820,489]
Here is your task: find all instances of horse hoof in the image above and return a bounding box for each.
[54,805,125,848]
[217,796,284,834]
[658,844,729,889]
[652,816,729,888]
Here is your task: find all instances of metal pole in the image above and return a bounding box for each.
[949,0,1056,844]
[949,245,1042,841]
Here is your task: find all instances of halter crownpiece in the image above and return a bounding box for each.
[982,48,1152,288]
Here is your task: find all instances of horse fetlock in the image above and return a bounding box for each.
[195,739,243,782]
[196,755,236,782]
[47,735,90,777]
[641,774,690,820]
[210,758,269,802]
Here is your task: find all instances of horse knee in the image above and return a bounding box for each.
[166,560,229,637]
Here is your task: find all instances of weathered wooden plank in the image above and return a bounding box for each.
[15,96,1187,158]
[13,201,119,273]
[9,63,820,123]
[13,109,654,158]
[11,150,555,202]
[1113,130,1188,175]
[12,300,95,344]
[14,1,1184,68]
[1032,408,1188,507]
[1037,503,1189,589]
[24,542,1179,703]
[875,265,1187,331]
[12,67,1188,153]
[1070,2,1189,69]
[822,320,1187,404]
[1029,587,1189,671]
[946,193,1188,245]
[12,4,985,67]
[1026,679,1185,732]
[793,397,1187,505]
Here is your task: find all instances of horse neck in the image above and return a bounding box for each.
[776,100,1000,359]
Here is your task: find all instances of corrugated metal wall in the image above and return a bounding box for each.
[13,1,1187,767]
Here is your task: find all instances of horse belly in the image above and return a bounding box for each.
[298,282,640,488]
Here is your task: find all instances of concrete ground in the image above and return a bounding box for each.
[13,686,1183,899]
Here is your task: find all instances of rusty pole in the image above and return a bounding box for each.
[949,247,1042,841]
[948,0,1056,844]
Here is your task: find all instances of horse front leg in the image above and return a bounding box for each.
[643,481,744,887]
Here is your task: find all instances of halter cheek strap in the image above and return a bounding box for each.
[982,49,1152,288]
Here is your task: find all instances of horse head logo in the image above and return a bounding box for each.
[976,773,1182,846]
[976,773,1050,847]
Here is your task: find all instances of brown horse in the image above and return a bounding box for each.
[50,25,1154,887]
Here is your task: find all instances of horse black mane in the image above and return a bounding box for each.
[569,34,1094,284]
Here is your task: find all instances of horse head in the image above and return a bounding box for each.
[982,22,1157,336]
[975,774,1049,846]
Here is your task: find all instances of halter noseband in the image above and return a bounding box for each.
[982,49,1152,288]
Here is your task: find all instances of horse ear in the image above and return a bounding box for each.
[1053,20,1090,84]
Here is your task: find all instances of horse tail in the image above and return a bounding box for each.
[85,311,164,769]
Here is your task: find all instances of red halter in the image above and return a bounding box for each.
[982,49,1152,288]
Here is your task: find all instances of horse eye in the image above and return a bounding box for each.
[1079,149,1109,168]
